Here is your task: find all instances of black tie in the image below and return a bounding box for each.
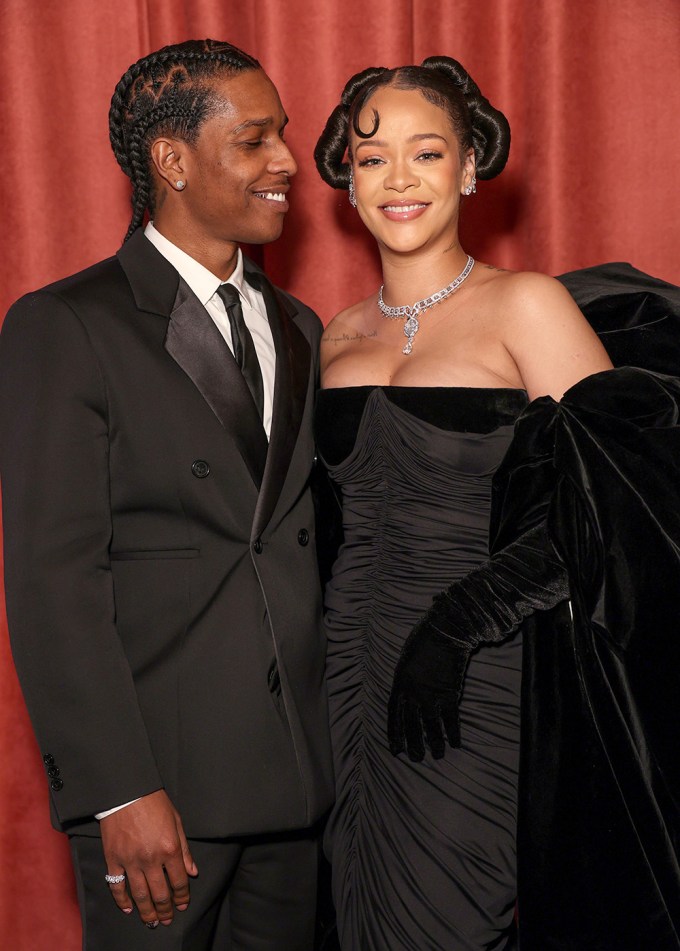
[216,283,265,419]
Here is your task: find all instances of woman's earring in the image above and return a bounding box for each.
[175,180,186,191]
[348,168,357,208]
[464,175,477,196]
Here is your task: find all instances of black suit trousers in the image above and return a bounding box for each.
[69,831,318,950]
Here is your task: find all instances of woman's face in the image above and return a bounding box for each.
[350,85,475,255]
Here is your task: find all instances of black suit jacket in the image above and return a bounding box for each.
[0,230,334,837]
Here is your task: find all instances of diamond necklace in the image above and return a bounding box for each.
[377,254,475,355]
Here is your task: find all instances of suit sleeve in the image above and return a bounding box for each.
[0,291,163,825]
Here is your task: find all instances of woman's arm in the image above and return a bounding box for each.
[388,522,568,761]
[501,272,613,400]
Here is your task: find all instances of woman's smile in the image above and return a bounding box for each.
[379,200,430,221]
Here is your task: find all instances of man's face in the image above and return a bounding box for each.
[177,69,297,246]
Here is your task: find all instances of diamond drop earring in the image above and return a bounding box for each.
[348,168,357,208]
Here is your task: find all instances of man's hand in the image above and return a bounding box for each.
[100,789,198,928]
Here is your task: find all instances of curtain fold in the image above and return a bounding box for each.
[1,1,679,945]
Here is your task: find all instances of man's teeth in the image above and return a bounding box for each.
[383,204,425,212]
[257,192,286,202]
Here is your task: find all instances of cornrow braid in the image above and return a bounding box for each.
[314,56,510,190]
[109,39,260,240]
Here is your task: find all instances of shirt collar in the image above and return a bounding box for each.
[144,222,255,308]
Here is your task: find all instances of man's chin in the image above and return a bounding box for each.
[241,224,286,245]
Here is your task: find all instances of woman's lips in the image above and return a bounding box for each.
[379,201,429,222]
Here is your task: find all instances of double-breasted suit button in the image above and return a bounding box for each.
[253,538,263,555]
[50,778,64,792]
[191,459,210,479]
[42,753,55,766]
[297,529,309,546]
[47,766,60,779]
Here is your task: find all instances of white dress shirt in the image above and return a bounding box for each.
[145,221,276,437]
[96,226,277,821]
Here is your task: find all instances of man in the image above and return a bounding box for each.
[0,39,333,949]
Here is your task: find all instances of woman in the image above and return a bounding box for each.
[313,59,680,950]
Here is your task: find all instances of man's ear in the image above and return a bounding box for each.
[149,137,188,192]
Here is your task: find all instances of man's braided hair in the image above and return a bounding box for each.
[109,39,260,240]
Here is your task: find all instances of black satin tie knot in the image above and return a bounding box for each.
[216,283,265,419]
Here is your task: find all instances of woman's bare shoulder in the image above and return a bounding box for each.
[479,266,572,303]
[479,267,612,399]
[478,267,587,331]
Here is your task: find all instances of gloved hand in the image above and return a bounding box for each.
[388,523,569,761]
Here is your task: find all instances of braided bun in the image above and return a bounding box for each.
[420,57,510,178]
[314,56,510,190]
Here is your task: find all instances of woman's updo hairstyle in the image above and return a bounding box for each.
[314,56,510,191]
[109,39,260,240]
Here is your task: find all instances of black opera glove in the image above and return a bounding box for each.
[387,523,569,762]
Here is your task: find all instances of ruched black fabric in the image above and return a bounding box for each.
[315,386,528,951]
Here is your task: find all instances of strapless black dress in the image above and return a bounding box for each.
[315,386,528,951]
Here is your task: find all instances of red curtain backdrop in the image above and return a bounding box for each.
[1,1,679,945]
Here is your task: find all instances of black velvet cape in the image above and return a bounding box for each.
[495,264,680,949]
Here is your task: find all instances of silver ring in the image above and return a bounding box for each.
[105,873,126,885]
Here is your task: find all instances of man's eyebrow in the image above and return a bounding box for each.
[355,133,447,149]
[232,115,289,134]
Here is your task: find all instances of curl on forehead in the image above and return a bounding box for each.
[349,70,472,156]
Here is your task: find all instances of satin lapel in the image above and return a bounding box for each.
[247,267,310,540]
[164,278,268,488]
[117,228,180,316]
